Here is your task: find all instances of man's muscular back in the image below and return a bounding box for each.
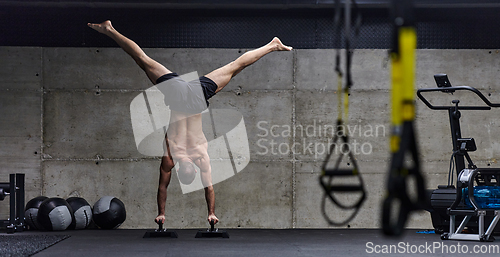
[167,111,209,165]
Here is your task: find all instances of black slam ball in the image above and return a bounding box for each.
[66,197,93,229]
[37,197,74,231]
[24,196,49,230]
[92,196,126,229]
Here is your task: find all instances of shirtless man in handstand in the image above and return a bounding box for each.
[88,20,292,226]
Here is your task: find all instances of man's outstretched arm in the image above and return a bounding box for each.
[155,155,173,224]
[197,155,219,224]
[204,185,218,224]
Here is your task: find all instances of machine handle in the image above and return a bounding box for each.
[210,220,215,232]
[417,86,500,110]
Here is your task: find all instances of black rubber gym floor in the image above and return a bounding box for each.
[2,229,500,257]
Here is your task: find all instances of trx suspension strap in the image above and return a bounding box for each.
[382,0,426,236]
[319,0,366,226]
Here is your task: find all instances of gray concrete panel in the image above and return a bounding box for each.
[296,49,390,91]
[455,110,500,161]
[0,90,41,169]
[295,49,336,91]
[415,103,453,162]
[210,91,294,161]
[43,90,139,159]
[351,49,391,91]
[294,90,390,162]
[43,48,149,90]
[0,47,41,90]
[0,91,41,137]
[417,49,500,91]
[207,161,293,229]
[0,137,40,160]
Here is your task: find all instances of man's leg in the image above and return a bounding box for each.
[89,20,174,225]
[88,20,170,85]
[205,37,292,93]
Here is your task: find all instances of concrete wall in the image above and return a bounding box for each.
[1,46,500,229]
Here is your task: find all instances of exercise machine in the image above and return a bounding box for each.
[0,173,25,234]
[417,74,500,241]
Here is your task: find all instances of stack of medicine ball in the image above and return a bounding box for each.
[24,196,126,231]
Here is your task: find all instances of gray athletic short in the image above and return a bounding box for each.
[156,73,218,114]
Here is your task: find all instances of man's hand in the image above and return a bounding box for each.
[208,214,219,225]
[155,215,165,225]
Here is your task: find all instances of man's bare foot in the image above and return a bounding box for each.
[87,20,114,35]
[269,37,293,51]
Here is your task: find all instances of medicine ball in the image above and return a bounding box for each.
[93,196,126,229]
[66,197,92,230]
[24,196,48,230]
[37,197,74,231]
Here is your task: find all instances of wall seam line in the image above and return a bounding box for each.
[40,47,45,196]
[291,49,297,229]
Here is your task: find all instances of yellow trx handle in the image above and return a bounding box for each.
[343,87,349,124]
[400,27,416,121]
[383,22,425,236]
[336,74,350,124]
[337,74,343,121]
[390,27,416,153]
